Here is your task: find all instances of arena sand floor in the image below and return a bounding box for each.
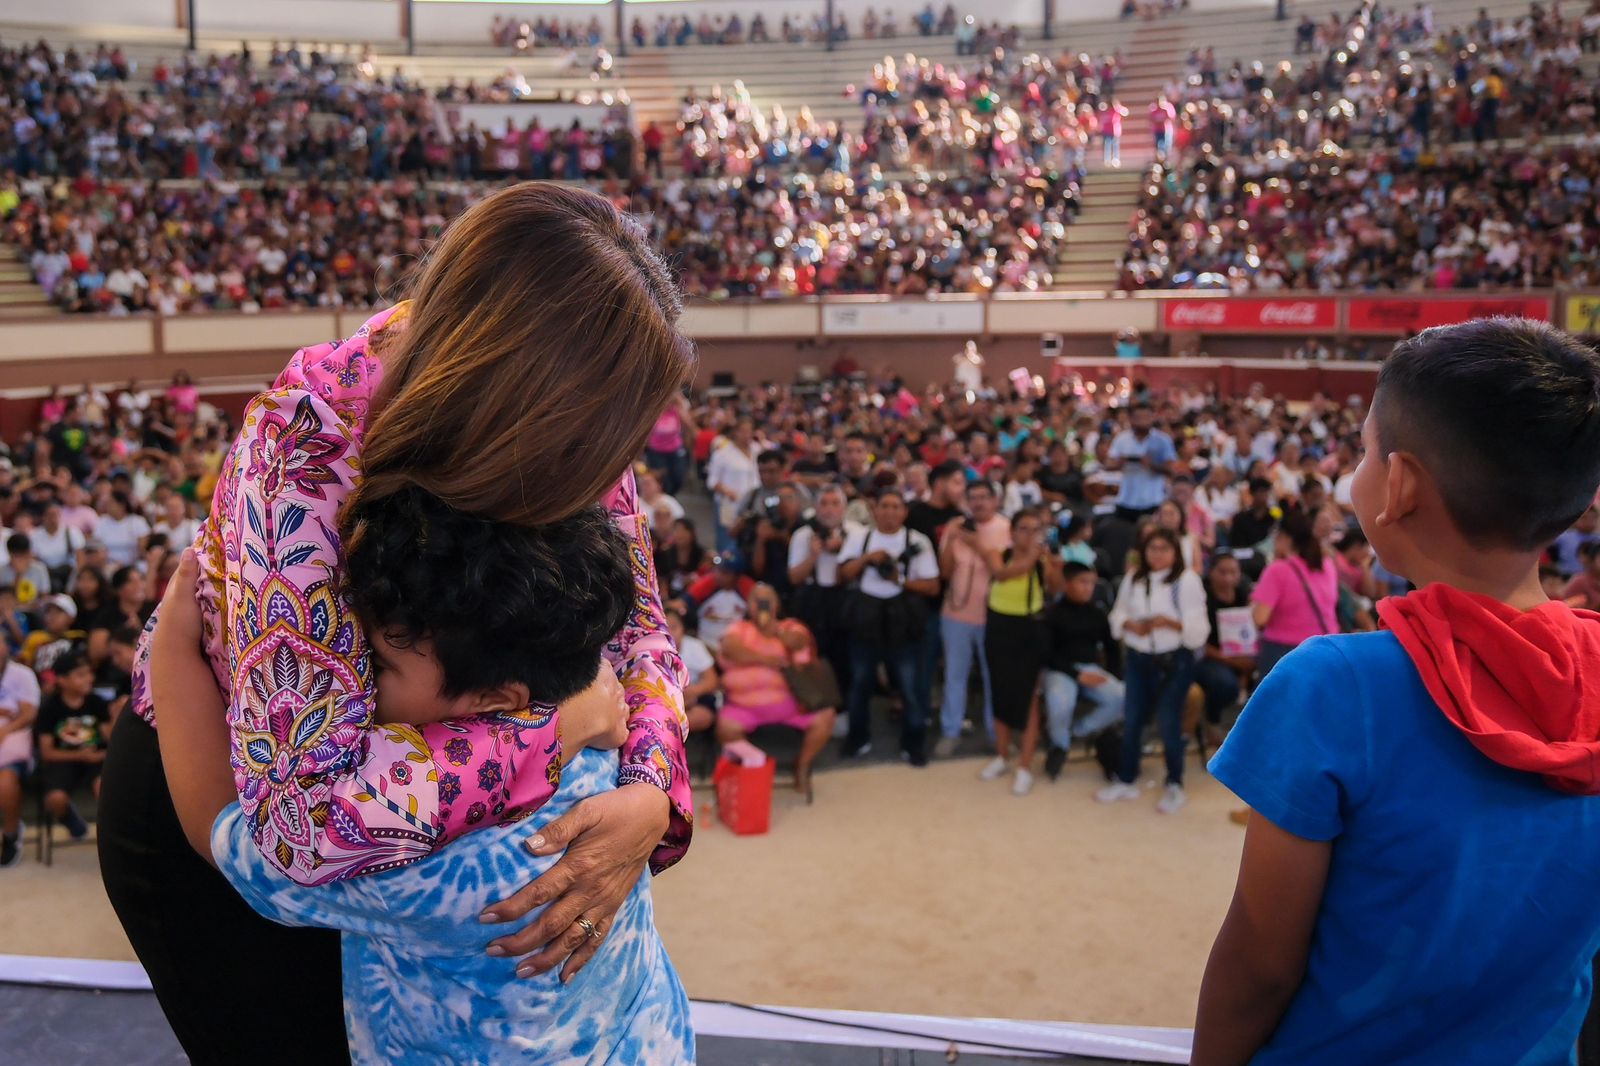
[0,757,1243,1035]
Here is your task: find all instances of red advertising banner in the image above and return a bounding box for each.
[1161,298,1339,333]
[1345,296,1552,333]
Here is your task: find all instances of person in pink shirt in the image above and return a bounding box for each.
[716,585,838,799]
[1101,98,1128,167]
[935,478,1012,755]
[164,370,199,416]
[1252,510,1341,677]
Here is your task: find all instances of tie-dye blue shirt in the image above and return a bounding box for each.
[212,748,694,1065]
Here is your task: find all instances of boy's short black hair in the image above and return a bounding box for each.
[1376,319,1600,550]
[5,533,27,556]
[344,487,634,707]
[1247,477,1274,497]
[930,459,965,484]
[1062,561,1095,579]
[109,624,142,648]
[53,648,91,678]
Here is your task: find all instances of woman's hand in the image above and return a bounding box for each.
[482,781,671,982]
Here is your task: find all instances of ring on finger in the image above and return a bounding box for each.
[576,917,603,942]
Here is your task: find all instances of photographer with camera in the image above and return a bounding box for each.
[838,489,940,765]
[789,484,859,701]
[750,483,807,601]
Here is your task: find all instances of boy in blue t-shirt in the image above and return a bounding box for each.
[1196,318,1600,1065]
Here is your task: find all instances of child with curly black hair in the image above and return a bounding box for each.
[149,489,695,1065]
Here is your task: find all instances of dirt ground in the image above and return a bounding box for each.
[2,755,1242,1029]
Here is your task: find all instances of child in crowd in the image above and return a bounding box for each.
[1196,319,1600,1064]
[0,534,50,614]
[34,649,109,840]
[0,641,40,867]
[152,489,694,1065]
[0,585,29,657]
[20,594,83,674]
[1040,561,1124,781]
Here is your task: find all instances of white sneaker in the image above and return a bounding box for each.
[979,756,1009,781]
[1157,784,1188,815]
[1011,769,1034,796]
[932,736,959,759]
[1095,781,1141,804]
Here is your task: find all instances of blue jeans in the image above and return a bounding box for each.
[711,508,736,555]
[1193,656,1242,722]
[644,447,688,496]
[938,615,991,740]
[1041,667,1125,750]
[916,614,942,737]
[847,639,927,758]
[1117,648,1196,787]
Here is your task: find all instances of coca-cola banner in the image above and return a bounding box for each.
[1345,296,1551,333]
[1161,298,1339,333]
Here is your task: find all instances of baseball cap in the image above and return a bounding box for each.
[712,551,745,574]
[42,593,78,622]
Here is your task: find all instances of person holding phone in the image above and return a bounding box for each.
[1104,402,1182,523]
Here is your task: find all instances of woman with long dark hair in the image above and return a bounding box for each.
[98,183,698,1064]
[1098,527,1210,814]
[1252,509,1340,678]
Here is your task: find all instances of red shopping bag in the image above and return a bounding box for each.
[712,753,775,835]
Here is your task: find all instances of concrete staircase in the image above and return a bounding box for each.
[0,252,54,318]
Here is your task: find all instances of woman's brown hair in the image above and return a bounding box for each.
[349,182,696,530]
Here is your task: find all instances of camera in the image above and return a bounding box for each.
[762,493,783,522]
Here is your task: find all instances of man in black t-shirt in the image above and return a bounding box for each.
[34,650,109,839]
[907,460,967,546]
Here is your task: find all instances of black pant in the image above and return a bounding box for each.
[98,712,350,1066]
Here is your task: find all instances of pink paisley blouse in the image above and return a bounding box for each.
[131,305,693,886]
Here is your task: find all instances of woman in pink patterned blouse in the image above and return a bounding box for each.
[97,183,698,1065]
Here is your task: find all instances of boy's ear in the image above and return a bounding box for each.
[467,682,531,717]
[1377,450,1423,529]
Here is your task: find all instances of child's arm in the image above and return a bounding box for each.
[1192,817,1331,1065]
[149,548,235,865]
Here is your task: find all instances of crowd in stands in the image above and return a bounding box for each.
[1126,0,1600,289]
[638,167,1070,297]
[1121,143,1600,291]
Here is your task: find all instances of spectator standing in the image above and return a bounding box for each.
[1252,510,1339,678]
[1099,527,1209,813]
[706,418,762,553]
[645,394,693,496]
[934,477,1010,756]
[1106,403,1180,522]
[975,508,1063,795]
[788,484,858,701]
[838,489,940,763]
